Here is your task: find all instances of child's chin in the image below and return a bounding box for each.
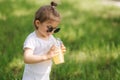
[47,34,51,36]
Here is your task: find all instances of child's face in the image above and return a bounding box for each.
[36,20,60,38]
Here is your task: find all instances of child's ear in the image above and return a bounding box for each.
[35,20,41,27]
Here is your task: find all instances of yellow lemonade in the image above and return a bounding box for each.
[53,49,64,64]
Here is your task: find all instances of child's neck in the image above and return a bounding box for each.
[35,30,49,40]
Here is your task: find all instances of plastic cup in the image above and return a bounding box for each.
[53,47,64,64]
[52,38,64,64]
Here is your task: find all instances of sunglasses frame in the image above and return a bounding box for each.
[47,26,60,33]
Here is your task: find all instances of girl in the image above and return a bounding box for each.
[22,1,66,80]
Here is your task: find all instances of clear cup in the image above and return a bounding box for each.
[52,38,64,64]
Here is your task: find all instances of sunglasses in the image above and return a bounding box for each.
[47,26,60,33]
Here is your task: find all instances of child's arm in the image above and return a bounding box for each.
[23,45,57,64]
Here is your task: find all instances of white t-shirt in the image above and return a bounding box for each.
[22,31,56,80]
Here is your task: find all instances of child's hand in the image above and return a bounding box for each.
[47,45,58,59]
[61,44,66,54]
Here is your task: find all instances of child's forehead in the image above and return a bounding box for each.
[47,14,61,23]
[43,20,60,27]
[45,20,60,24]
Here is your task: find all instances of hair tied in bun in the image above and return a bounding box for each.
[51,1,57,7]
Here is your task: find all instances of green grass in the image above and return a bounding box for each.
[0,0,120,80]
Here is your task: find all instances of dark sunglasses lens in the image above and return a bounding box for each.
[47,27,53,32]
[54,28,60,33]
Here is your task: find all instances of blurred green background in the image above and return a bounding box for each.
[0,0,120,80]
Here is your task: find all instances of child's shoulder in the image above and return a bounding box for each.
[27,31,36,38]
[25,31,37,41]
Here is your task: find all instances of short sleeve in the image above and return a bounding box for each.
[23,37,35,50]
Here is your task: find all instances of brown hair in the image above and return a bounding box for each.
[34,1,60,29]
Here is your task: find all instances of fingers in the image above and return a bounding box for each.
[48,44,66,58]
[47,45,58,58]
[50,45,56,50]
[61,44,66,54]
